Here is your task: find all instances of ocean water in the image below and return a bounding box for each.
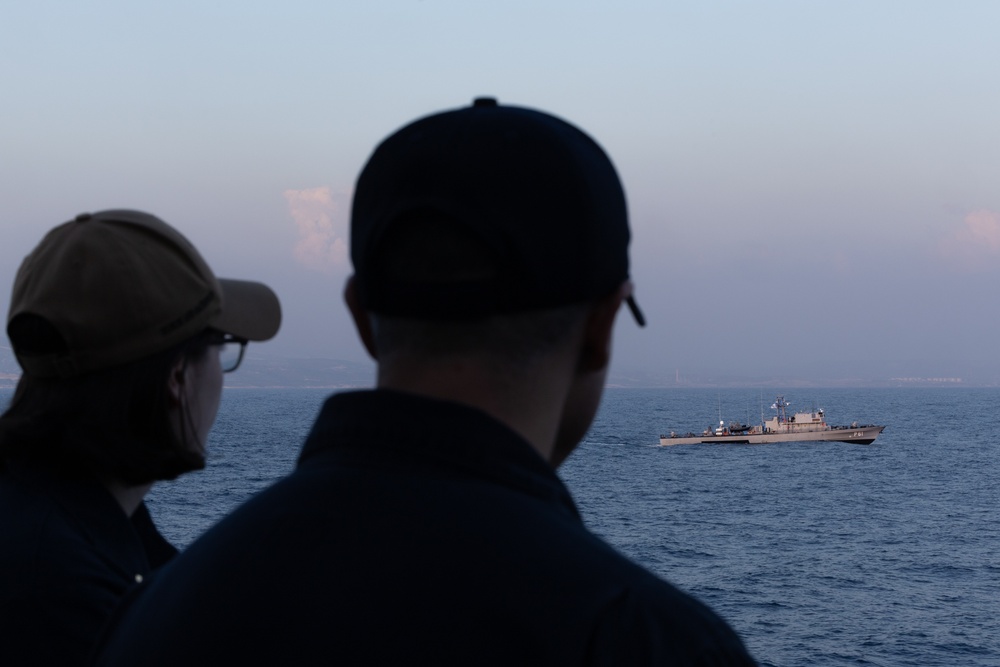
[3,387,997,665]
[571,389,999,666]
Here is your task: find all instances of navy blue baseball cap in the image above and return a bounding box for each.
[351,97,644,326]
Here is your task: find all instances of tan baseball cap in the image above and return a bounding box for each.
[7,209,281,378]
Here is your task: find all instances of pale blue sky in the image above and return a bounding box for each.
[3,1,999,383]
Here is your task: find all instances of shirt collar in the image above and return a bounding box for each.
[299,389,581,518]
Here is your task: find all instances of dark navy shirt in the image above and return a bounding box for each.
[95,390,755,665]
[0,464,176,666]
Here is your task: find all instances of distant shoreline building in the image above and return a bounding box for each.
[890,377,963,384]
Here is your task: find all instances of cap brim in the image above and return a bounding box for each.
[211,279,282,341]
[626,294,646,327]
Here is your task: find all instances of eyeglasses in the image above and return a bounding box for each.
[216,334,248,373]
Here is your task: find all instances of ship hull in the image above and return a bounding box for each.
[659,425,885,446]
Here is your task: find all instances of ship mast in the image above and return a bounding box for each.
[772,395,790,424]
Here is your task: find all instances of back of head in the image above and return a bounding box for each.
[1,209,281,483]
[351,97,644,366]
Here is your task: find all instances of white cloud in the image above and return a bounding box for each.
[938,209,1000,270]
[284,186,350,272]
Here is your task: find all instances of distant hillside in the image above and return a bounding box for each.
[224,354,375,388]
[2,345,996,389]
[0,345,376,390]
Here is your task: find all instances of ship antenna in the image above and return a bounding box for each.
[773,395,789,423]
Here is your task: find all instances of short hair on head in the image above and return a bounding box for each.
[371,304,589,370]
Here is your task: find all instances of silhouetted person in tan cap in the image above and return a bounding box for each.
[0,210,281,666]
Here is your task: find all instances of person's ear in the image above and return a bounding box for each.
[577,281,631,373]
[344,276,378,360]
[166,355,186,407]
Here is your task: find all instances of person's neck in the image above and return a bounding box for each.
[377,358,574,465]
[104,479,153,517]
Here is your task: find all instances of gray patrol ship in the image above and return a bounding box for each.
[659,396,885,446]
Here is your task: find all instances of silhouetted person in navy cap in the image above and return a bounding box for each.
[94,99,756,665]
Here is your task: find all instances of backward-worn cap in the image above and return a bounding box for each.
[351,97,645,326]
[7,209,282,378]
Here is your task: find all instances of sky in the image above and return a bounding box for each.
[2,1,999,385]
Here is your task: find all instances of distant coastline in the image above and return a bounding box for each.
[0,347,997,389]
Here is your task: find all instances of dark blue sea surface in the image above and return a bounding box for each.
[568,389,999,666]
[3,387,996,665]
